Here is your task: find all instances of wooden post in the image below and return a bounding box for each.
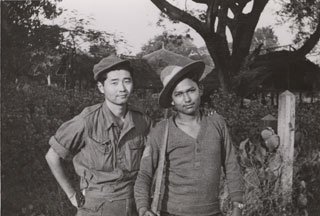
[277,90,295,203]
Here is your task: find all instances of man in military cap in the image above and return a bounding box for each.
[46,54,152,216]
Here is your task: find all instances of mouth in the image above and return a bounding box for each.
[118,94,128,98]
[184,104,195,109]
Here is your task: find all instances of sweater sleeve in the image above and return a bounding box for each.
[134,127,160,211]
[220,117,245,203]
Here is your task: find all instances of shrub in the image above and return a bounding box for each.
[2,85,319,215]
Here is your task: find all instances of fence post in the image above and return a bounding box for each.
[277,90,296,203]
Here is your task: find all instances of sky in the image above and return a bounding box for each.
[51,0,295,55]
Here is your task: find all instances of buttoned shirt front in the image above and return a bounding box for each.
[134,113,244,215]
[49,102,152,201]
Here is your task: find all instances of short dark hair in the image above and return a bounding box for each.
[96,64,133,84]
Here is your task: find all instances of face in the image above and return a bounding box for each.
[97,69,133,106]
[171,78,202,115]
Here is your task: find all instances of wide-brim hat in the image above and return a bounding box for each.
[158,61,205,108]
[93,54,131,81]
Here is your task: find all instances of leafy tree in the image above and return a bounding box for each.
[1,0,63,82]
[278,0,320,44]
[140,32,198,57]
[57,10,124,89]
[150,0,320,92]
[251,26,279,51]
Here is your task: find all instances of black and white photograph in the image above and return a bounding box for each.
[1,0,320,215]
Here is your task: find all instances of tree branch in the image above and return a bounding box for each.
[206,0,219,32]
[151,0,207,34]
[227,0,237,15]
[295,19,320,57]
[217,1,228,37]
[192,0,208,4]
[229,0,269,76]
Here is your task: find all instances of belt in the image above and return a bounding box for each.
[85,183,134,201]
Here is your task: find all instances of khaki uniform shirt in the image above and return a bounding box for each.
[49,102,152,201]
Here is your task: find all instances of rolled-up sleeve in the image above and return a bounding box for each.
[49,115,86,160]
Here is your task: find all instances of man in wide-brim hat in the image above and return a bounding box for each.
[46,54,152,216]
[135,61,245,216]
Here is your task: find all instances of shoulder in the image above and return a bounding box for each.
[145,118,169,148]
[129,105,153,130]
[149,118,169,136]
[59,103,103,129]
[206,112,227,128]
[78,103,103,119]
[130,106,151,121]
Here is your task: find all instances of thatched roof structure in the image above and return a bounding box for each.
[142,48,220,98]
[129,58,162,89]
[142,48,214,80]
[236,50,320,97]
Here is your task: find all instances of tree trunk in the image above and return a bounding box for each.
[150,0,269,94]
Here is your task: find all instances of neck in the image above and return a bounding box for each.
[176,110,201,124]
[105,100,127,119]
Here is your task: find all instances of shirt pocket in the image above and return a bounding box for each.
[88,137,112,155]
[125,136,144,171]
[84,137,113,171]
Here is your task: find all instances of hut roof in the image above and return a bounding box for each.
[142,48,214,81]
[236,50,320,97]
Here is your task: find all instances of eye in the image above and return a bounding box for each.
[124,79,132,84]
[174,92,182,97]
[188,88,196,93]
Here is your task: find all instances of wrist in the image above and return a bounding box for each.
[138,207,148,216]
[233,201,244,210]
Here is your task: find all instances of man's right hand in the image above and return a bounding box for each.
[139,207,156,216]
[68,192,79,208]
[69,191,85,208]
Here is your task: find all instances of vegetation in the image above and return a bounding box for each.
[2,83,320,216]
[150,0,320,92]
[1,1,320,216]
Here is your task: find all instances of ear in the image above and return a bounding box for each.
[199,84,204,96]
[97,81,104,94]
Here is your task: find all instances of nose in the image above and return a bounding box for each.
[183,93,191,102]
[118,82,127,92]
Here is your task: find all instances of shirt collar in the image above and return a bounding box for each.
[101,102,135,131]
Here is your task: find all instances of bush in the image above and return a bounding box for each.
[2,85,319,215]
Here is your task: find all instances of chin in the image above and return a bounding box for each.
[113,99,128,106]
[183,110,197,115]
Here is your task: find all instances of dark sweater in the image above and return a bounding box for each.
[134,113,244,216]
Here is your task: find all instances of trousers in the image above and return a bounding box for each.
[160,212,223,216]
[77,197,138,216]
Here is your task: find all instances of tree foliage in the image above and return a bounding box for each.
[251,26,279,51]
[278,0,320,42]
[150,0,320,92]
[140,32,198,56]
[1,1,123,90]
[1,0,63,81]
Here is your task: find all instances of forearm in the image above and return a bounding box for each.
[45,147,75,198]
[134,144,157,211]
[223,125,244,202]
[134,166,153,211]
